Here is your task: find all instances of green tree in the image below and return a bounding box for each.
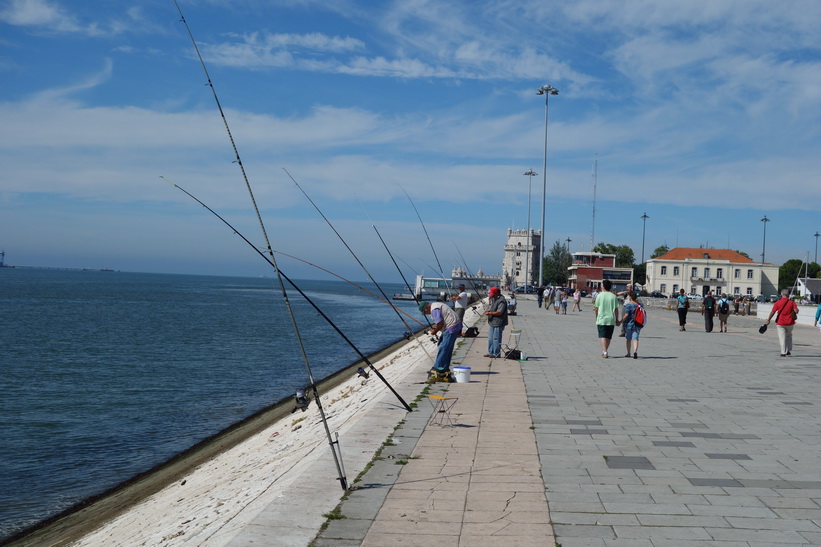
[650,245,669,259]
[778,259,804,291]
[634,263,647,285]
[735,250,752,260]
[542,240,572,285]
[592,242,635,267]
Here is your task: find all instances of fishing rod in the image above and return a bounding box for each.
[171,2,347,489]
[357,201,434,332]
[284,169,428,344]
[162,177,414,415]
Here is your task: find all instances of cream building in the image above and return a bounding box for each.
[502,228,541,289]
[645,248,779,298]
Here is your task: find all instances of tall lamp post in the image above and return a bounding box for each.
[536,84,559,287]
[641,212,649,264]
[760,215,770,263]
[815,231,820,264]
[523,169,538,290]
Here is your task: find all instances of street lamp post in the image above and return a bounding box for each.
[815,231,820,264]
[536,84,558,287]
[523,169,537,290]
[565,237,571,252]
[641,212,649,264]
[760,215,770,263]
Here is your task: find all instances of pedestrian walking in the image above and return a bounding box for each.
[572,289,582,312]
[676,289,689,331]
[815,301,821,335]
[560,290,568,314]
[702,291,716,332]
[536,285,544,309]
[622,292,643,359]
[593,279,620,358]
[717,293,731,333]
[733,296,741,315]
[765,289,799,357]
[553,288,561,314]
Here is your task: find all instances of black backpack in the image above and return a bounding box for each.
[719,300,730,314]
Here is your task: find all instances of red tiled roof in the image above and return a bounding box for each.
[655,248,755,263]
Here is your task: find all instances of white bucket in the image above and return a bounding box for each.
[452,366,471,383]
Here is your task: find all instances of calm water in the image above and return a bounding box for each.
[0,268,420,540]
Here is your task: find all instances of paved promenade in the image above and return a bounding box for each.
[316,299,821,546]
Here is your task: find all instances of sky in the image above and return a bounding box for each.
[1,0,820,283]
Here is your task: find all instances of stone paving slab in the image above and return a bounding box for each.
[521,299,821,546]
[312,299,821,546]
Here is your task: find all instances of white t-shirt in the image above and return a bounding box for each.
[454,291,468,309]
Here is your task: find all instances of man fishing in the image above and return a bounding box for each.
[420,300,463,382]
[484,286,509,358]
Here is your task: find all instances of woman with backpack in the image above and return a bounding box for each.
[717,293,731,333]
[623,292,644,359]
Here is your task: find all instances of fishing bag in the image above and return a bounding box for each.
[463,326,479,337]
[504,348,522,360]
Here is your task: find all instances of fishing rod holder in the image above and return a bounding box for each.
[292,387,312,413]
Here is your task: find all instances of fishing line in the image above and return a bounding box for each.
[272,248,424,328]
[171,2,347,489]
[283,169,424,342]
[162,177,413,414]
[452,240,490,314]
[399,186,451,289]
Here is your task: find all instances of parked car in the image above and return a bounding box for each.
[649,291,668,298]
[514,285,535,294]
[687,294,703,300]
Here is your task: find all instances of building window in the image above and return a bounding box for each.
[660,284,667,293]
[717,268,723,279]
[734,287,740,295]
[704,267,711,278]
[734,269,740,278]
[673,266,680,275]
[747,288,753,296]
[747,269,754,279]
[691,267,697,278]
[691,287,697,294]
[661,266,667,275]
[673,284,679,293]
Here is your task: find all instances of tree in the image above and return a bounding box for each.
[592,242,635,267]
[634,263,647,285]
[778,259,804,291]
[650,245,669,259]
[735,250,752,260]
[542,240,572,285]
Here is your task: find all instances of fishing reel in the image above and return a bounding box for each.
[291,388,311,413]
[403,331,413,340]
[356,367,369,379]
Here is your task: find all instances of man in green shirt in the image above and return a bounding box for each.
[593,279,620,358]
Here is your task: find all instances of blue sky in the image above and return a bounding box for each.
[1,0,820,282]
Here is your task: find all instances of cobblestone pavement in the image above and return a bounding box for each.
[316,299,821,546]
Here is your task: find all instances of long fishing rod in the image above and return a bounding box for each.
[162,178,414,414]
[171,2,347,489]
[284,169,424,342]
[357,201,433,331]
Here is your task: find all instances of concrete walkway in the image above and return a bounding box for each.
[316,298,821,546]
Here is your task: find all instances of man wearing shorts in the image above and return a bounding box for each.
[593,279,620,358]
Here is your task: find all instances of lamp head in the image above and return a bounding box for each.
[537,84,559,95]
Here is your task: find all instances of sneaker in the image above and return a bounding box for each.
[633,352,638,359]
[787,351,791,356]
[602,352,609,358]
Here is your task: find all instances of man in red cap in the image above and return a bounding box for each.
[484,286,508,357]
